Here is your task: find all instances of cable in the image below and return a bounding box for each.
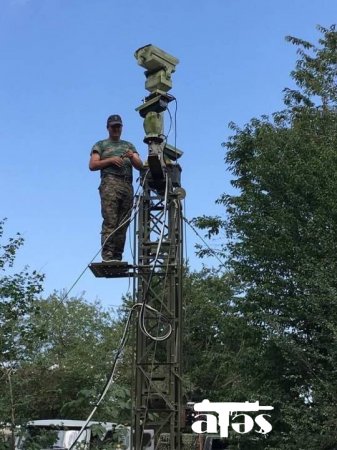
[183,216,226,268]
[67,301,167,450]
[62,173,152,450]
[68,301,145,449]
[166,105,173,139]
[183,199,188,265]
[138,254,173,447]
[166,99,179,164]
[59,201,137,303]
[164,93,176,143]
[68,304,136,450]
[136,176,180,446]
[132,173,174,447]
[138,172,173,341]
[128,206,135,261]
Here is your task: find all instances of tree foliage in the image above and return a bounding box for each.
[0,221,132,450]
[0,293,133,424]
[0,219,44,363]
[0,219,45,449]
[194,25,337,449]
[183,269,258,401]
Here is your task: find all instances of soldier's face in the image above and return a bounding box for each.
[108,124,122,140]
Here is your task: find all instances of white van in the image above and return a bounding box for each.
[15,420,154,450]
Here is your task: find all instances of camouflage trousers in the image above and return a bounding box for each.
[99,175,134,260]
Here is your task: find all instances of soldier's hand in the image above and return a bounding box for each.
[123,150,134,159]
[111,156,124,167]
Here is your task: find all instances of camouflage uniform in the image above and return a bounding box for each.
[91,138,137,261]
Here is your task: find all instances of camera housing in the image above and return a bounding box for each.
[135,44,179,73]
[135,44,179,93]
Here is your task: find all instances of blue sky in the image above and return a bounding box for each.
[1,0,336,308]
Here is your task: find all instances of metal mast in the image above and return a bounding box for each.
[134,45,184,450]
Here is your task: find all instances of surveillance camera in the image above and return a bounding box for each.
[135,44,179,75]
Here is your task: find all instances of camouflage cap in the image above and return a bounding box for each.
[107,114,123,126]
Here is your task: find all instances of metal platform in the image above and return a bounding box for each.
[89,261,134,278]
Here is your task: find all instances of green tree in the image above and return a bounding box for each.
[0,219,44,449]
[182,269,258,402]
[195,25,337,449]
[0,219,45,362]
[0,293,132,423]
[0,219,132,445]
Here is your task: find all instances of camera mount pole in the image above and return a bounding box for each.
[133,45,184,450]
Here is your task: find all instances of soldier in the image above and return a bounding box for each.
[89,114,143,262]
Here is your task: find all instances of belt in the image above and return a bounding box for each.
[104,173,132,183]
